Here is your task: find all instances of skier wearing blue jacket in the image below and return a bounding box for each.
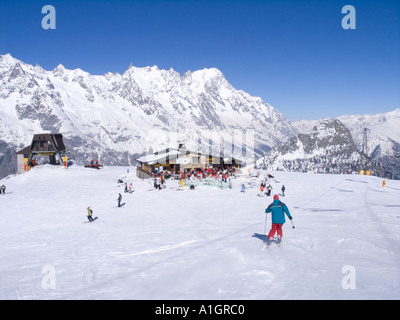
[265,194,293,245]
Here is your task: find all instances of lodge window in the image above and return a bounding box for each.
[192,157,199,164]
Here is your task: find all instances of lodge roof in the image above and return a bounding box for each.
[31,133,65,152]
[17,133,66,155]
[136,149,181,165]
[136,146,243,166]
[16,146,31,155]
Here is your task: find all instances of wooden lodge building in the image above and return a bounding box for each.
[136,145,243,179]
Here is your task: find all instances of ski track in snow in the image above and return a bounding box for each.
[0,165,399,299]
[113,240,200,257]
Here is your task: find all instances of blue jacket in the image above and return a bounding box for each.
[265,200,292,224]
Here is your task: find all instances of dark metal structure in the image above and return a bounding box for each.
[17,133,66,172]
[362,127,370,157]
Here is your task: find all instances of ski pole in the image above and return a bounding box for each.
[264,213,268,235]
[290,219,295,229]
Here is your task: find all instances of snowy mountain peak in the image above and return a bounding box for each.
[258,118,363,174]
[294,108,400,161]
[53,64,66,72]
[0,53,18,67]
[190,68,226,85]
[0,53,297,178]
[193,67,224,78]
[310,119,354,145]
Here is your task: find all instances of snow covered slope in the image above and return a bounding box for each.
[1,165,399,299]
[0,53,296,178]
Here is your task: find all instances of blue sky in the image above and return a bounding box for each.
[0,0,399,121]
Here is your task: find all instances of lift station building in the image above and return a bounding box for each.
[17,133,66,173]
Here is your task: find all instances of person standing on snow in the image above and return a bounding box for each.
[281,184,286,196]
[117,193,122,207]
[266,184,273,196]
[265,194,292,245]
[258,185,264,197]
[87,206,94,222]
[156,176,161,190]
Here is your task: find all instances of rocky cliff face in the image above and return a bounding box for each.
[292,110,400,178]
[258,119,366,174]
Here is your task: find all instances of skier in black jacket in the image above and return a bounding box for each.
[117,193,122,207]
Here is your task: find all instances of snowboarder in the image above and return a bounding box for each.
[117,193,122,207]
[265,195,292,245]
[281,184,286,196]
[1,185,6,195]
[87,206,94,222]
[240,184,245,192]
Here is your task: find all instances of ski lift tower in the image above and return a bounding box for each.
[362,127,370,157]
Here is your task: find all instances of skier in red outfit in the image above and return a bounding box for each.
[265,194,293,245]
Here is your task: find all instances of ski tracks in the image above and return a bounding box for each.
[362,180,400,256]
[107,221,261,278]
[113,240,200,258]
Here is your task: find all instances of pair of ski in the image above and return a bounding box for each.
[266,237,281,248]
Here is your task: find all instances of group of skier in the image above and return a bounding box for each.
[154,175,164,190]
[85,175,131,222]
[259,182,285,197]
[152,167,237,191]
[259,182,273,197]
[176,167,237,181]
[86,192,124,222]
[83,169,294,247]
[124,183,134,193]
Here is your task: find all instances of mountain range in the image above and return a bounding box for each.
[0,53,295,178]
[288,110,400,178]
[293,108,400,160]
[0,53,399,179]
[258,118,366,174]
